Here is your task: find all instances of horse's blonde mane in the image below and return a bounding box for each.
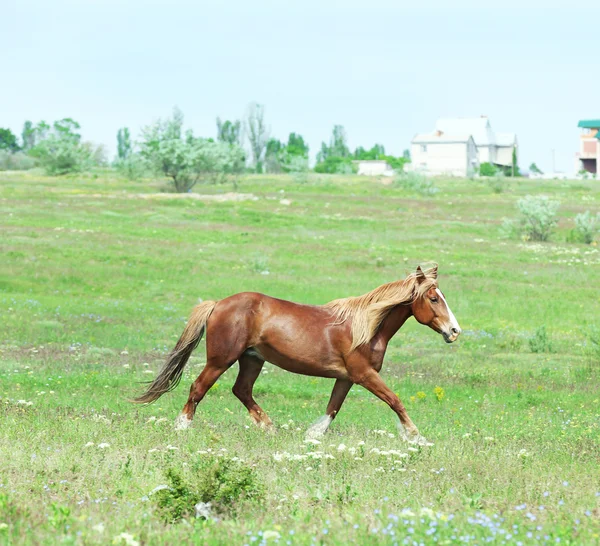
[323,266,438,352]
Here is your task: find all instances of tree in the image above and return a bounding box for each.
[117,128,132,160]
[264,138,284,173]
[402,149,411,160]
[510,147,521,177]
[354,143,385,160]
[0,128,20,152]
[529,162,543,175]
[286,133,309,158]
[316,124,351,166]
[22,121,36,152]
[29,118,93,175]
[244,103,269,173]
[329,125,350,158]
[140,108,245,192]
[216,118,242,146]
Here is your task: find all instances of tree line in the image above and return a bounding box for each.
[0,102,411,192]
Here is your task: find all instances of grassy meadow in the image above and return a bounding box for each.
[1,170,600,545]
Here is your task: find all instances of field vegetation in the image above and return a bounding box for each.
[1,170,599,545]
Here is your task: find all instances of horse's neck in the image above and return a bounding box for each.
[377,304,412,343]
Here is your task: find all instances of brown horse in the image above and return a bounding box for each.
[134,265,460,445]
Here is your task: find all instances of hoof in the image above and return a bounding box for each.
[174,414,192,431]
[259,421,276,434]
[398,425,433,446]
[305,415,332,440]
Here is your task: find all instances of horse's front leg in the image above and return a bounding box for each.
[355,369,433,446]
[305,378,353,439]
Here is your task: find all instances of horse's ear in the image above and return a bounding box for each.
[430,265,438,279]
[416,266,426,284]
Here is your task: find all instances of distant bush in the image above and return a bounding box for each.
[485,174,510,194]
[479,162,497,177]
[394,172,438,196]
[154,461,262,524]
[314,156,357,174]
[31,137,94,175]
[114,154,150,181]
[0,151,36,171]
[28,119,99,175]
[529,326,553,353]
[573,211,600,244]
[587,327,600,361]
[140,108,246,192]
[286,154,310,183]
[516,195,559,242]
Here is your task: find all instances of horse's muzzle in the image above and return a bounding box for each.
[442,327,461,343]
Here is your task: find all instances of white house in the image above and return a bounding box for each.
[354,160,394,176]
[410,132,478,177]
[410,117,517,176]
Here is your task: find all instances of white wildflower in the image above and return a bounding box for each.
[98,443,110,449]
[112,533,139,546]
[194,501,212,519]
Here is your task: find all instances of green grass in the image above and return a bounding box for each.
[1,170,600,545]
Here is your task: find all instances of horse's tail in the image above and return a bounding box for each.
[133,300,218,404]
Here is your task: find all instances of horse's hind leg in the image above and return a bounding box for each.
[232,354,273,428]
[306,378,353,439]
[176,325,247,430]
[175,360,231,429]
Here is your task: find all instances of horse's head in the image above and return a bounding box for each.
[411,265,461,343]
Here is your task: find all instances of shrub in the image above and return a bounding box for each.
[573,211,600,244]
[587,327,600,362]
[31,136,94,175]
[529,326,553,353]
[114,154,150,181]
[140,108,246,192]
[0,151,36,171]
[394,172,438,196]
[485,173,510,194]
[286,154,310,183]
[314,156,356,174]
[479,162,497,177]
[516,195,559,242]
[154,460,262,524]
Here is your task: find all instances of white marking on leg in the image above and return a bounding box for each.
[436,288,460,333]
[174,413,192,430]
[305,414,332,439]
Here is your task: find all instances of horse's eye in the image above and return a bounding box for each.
[430,298,438,303]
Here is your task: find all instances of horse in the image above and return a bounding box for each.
[134,265,461,445]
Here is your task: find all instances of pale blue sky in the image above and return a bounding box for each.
[3,0,599,172]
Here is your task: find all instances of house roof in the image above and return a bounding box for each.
[578,119,600,129]
[412,132,474,144]
[435,117,496,146]
[496,132,517,147]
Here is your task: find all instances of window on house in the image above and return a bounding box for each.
[420,144,427,152]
